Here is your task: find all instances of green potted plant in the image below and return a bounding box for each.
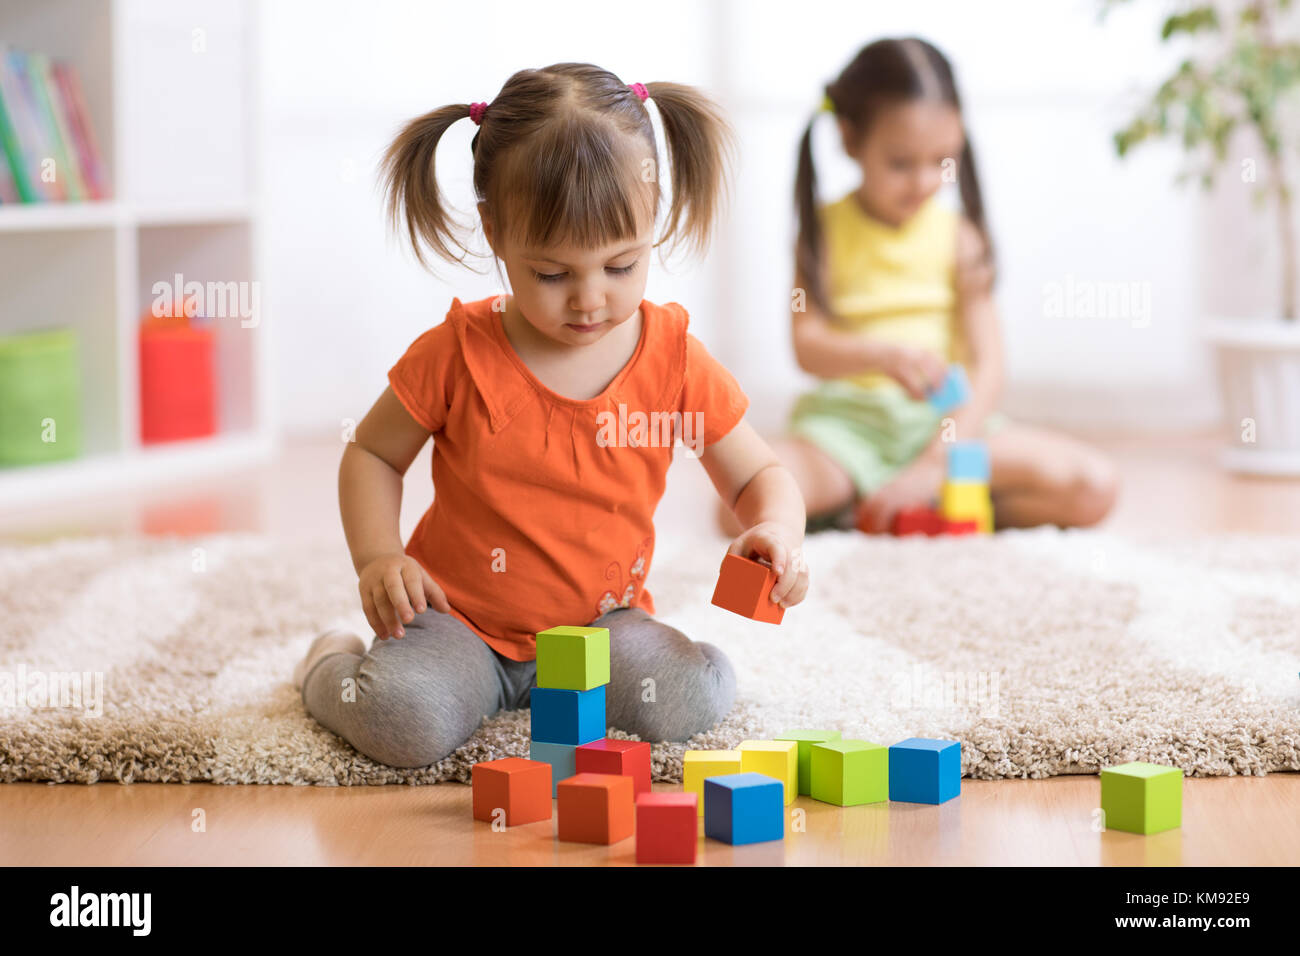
[1111,0,1300,474]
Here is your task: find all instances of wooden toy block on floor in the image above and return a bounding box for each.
[737,740,799,805]
[946,440,990,482]
[556,772,635,844]
[471,757,552,826]
[529,685,605,745]
[576,738,652,796]
[635,792,698,864]
[775,729,842,796]
[529,740,577,797]
[536,625,610,690]
[887,506,947,536]
[940,481,993,534]
[927,363,970,414]
[683,750,743,816]
[888,738,962,804]
[1100,762,1183,835]
[710,553,784,624]
[811,740,888,806]
[703,772,784,845]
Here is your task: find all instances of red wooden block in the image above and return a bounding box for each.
[636,791,698,865]
[557,772,635,844]
[943,518,979,535]
[576,738,653,796]
[710,553,784,624]
[888,506,947,536]
[471,757,552,826]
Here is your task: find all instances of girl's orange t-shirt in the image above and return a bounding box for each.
[386,295,749,662]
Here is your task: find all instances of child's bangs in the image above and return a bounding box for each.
[491,116,658,253]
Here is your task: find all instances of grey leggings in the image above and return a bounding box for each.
[300,605,737,768]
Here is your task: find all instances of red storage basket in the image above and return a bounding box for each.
[139,311,216,444]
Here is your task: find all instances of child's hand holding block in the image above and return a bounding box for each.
[710,552,784,624]
[927,363,970,414]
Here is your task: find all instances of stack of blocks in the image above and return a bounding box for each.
[528,625,611,797]
[867,365,993,536]
[940,440,993,535]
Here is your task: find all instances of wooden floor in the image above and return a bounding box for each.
[1,429,1298,866]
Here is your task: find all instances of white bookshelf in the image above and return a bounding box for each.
[0,0,272,512]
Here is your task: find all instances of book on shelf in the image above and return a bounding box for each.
[0,44,107,204]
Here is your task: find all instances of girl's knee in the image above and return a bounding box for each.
[626,641,736,743]
[327,668,471,769]
[1067,454,1120,527]
[351,693,466,768]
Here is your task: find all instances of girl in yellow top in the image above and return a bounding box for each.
[779,37,1118,533]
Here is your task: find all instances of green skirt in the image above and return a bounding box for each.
[788,379,1008,502]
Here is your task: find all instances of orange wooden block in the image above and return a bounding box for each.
[556,772,635,844]
[710,553,784,624]
[471,757,552,826]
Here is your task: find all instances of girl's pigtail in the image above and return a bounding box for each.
[957,136,996,284]
[643,81,736,259]
[380,104,474,269]
[794,112,826,313]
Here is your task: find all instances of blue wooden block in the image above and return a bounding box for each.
[927,364,970,414]
[888,738,962,804]
[529,685,605,745]
[703,772,784,845]
[947,440,990,482]
[529,741,576,797]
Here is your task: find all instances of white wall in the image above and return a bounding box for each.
[260,0,1282,437]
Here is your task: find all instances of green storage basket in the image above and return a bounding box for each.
[0,327,83,465]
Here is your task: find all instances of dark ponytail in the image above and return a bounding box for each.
[380,104,476,270]
[794,116,825,311]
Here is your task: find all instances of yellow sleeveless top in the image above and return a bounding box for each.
[819,191,962,390]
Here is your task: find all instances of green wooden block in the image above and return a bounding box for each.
[1100,762,1183,835]
[536,626,610,690]
[810,740,888,806]
[775,729,842,796]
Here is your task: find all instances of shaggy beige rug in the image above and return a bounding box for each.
[1,528,1297,785]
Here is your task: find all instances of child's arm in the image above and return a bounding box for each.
[340,386,451,638]
[792,267,948,396]
[915,218,1004,463]
[699,420,809,609]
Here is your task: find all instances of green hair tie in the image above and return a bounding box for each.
[821,93,834,114]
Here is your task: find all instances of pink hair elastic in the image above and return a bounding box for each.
[469,101,489,125]
[629,82,648,102]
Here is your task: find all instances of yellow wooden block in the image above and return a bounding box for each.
[737,740,799,805]
[683,750,743,816]
[940,481,993,533]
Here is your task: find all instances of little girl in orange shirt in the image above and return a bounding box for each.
[291,63,808,768]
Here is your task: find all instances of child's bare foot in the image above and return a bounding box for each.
[293,627,366,691]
